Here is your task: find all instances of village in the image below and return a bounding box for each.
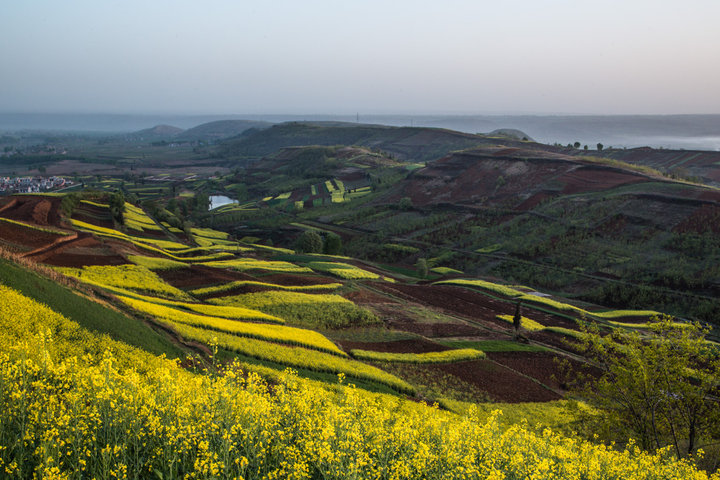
[0,175,70,194]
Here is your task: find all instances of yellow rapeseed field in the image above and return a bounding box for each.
[0,284,716,479]
[124,202,164,232]
[58,264,193,300]
[171,322,415,394]
[439,279,665,321]
[118,295,345,355]
[307,261,380,280]
[350,348,486,364]
[127,254,188,271]
[191,280,342,297]
[200,258,313,273]
[496,314,545,331]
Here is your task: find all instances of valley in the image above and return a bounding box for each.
[2,119,720,477]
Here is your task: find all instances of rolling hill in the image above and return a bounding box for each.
[177,119,272,141]
[218,121,504,162]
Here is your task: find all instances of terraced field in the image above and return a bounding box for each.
[0,193,684,405]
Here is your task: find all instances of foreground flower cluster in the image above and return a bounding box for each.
[0,285,715,479]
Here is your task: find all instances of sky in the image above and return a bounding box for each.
[2,0,720,115]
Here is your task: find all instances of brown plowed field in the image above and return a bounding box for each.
[386,320,483,337]
[44,250,128,267]
[37,235,128,267]
[373,283,578,330]
[344,288,398,305]
[0,196,62,226]
[560,167,646,195]
[339,338,451,354]
[71,212,114,229]
[364,301,484,337]
[487,351,577,391]
[157,265,254,289]
[431,359,562,402]
[0,197,16,212]
[127,228,169,239]
[0,220,64,251]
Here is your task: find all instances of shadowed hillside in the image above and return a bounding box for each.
[218,122,501,162]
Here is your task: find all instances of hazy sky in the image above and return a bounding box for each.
[2,0,719,115]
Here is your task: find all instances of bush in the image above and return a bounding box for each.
[297,230,323,253]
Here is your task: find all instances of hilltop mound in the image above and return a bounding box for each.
[219,122,492,162]
[489,128,535,141]
[124,124,185,140]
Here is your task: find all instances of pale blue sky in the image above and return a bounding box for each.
[2,0,719,114]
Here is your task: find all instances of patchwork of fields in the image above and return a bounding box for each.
[2,125,720,477]
[0,194,684,407]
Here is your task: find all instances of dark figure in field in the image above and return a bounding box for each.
[513,301,527,342]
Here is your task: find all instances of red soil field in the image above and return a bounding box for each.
[487,351,579,392]
[362,300,485,337]
[126,228,171,239]
[0,196,62,227]
[33,234,128,267]
[431,359,562,403]
[43,250,128,267]
[70,212,114,229]
[373,282,578,330]
[560,167,646,195]
[0,221,64,251]
[344,288,398,305]
[386,320,483,338]
[157,265,254,289]
[338,338,451,354]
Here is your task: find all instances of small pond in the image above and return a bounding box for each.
[208,195,238,210]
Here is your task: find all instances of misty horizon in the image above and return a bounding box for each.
[2,112,720,151]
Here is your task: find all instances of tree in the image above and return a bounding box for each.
[597,143,604,151]
[415,258,428,279]
[569,317,720,458]
[108,190,126,225]
[398,197,413,210]
[324,233,342,255]
[297,230,323,253]
[512,301,522,339]
[574,142,581,149]
[60,193,81,216]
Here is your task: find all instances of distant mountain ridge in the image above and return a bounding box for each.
[177,120,271,141]
[122,119,272,142]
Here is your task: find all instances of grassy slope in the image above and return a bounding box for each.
[0,258,183,358]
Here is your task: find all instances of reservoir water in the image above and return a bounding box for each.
[208,195,237,210]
